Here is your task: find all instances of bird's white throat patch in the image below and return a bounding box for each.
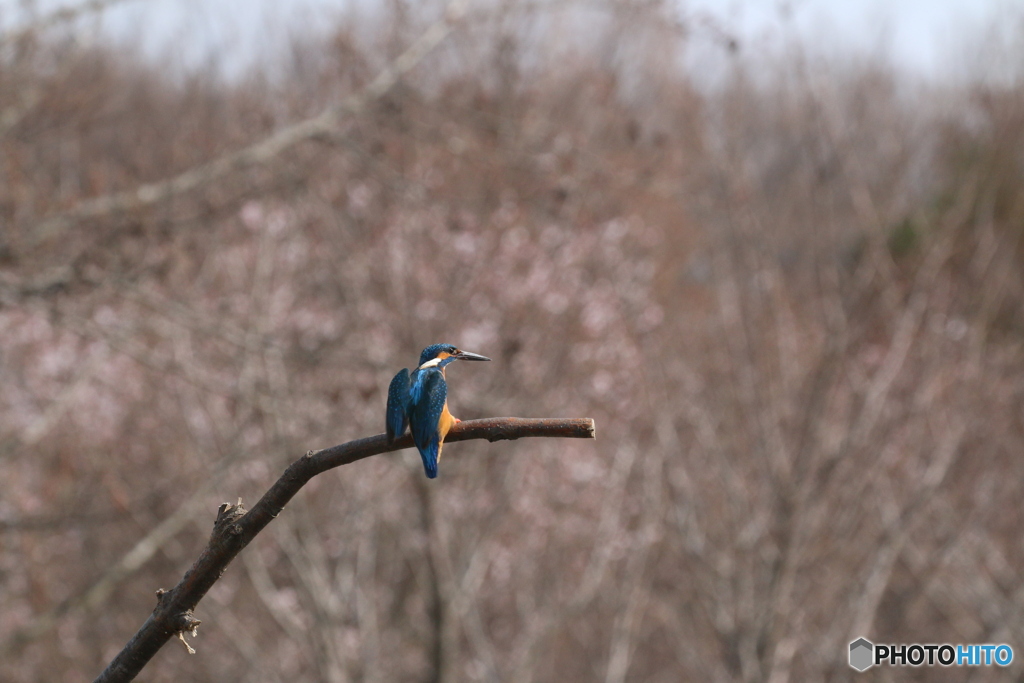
[418,357,443,369]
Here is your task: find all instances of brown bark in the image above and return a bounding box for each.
[92,417,595,683]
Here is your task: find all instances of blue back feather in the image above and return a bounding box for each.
[409,368,447,478]
[385,368,410,444]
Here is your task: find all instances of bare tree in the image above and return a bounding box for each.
[2,1,1023,682]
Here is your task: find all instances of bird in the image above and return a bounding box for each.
[386,343,490,478]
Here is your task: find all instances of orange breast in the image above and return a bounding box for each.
[438,401,457,439]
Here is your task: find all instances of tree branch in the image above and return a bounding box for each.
[92,416,595,683]
[32,0,470,245]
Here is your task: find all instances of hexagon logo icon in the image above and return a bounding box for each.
[849,638,874,671]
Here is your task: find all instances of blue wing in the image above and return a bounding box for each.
[386,368,410,444]
[409,369,447,479]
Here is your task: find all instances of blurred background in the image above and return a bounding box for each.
[1,0,1023,681]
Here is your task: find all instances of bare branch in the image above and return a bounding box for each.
[92,416,595,683]
[32,0,470,245]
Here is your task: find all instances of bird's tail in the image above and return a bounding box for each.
[419,439,441,479]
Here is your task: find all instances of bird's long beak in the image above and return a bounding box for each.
[454,350,490,362]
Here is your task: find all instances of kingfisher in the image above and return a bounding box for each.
[386,344,491,478]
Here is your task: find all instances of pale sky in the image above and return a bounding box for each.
[0,0,1015,80]
[688,0,1013,78]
